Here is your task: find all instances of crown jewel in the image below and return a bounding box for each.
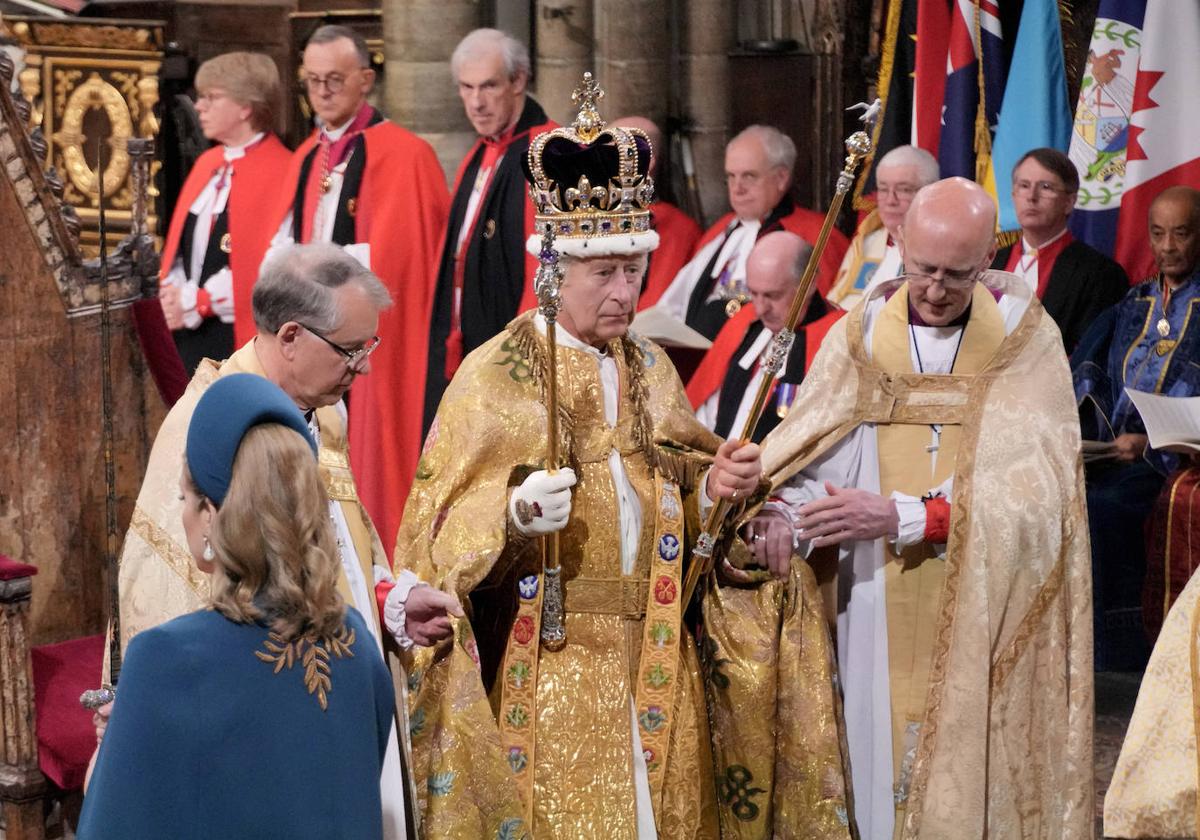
[524,72,657,251]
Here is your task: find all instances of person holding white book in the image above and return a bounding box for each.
[1071,185,1200,670]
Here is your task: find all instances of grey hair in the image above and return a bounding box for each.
[878,144,940,186]
[731,125,797,174]
[307,25,371,69]
[252,243,391,334]
[451,28,530,82]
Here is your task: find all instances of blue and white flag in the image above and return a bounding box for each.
[1068,0,1148,256]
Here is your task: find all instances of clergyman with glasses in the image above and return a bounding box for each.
[990,146,1128,350]
[828,144,939,310]
[744,176,1093,839]
[267,23,450,560]
[109,243,463,840]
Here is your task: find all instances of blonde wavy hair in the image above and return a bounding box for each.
[193,423,345,639]
[195,51,281,133]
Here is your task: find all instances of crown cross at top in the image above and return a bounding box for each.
[571,72,605,142]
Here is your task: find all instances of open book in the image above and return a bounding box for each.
[1126,389,1200,453]
[629,306,712,350]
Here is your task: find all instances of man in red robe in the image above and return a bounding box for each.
[269,25,450,556]
[687,231,842,442]
[611,115,703,310]
[654,124,849,340]
[423,28,555,433]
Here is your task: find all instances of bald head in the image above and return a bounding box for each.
[1149,185,1200,283]
[746,231,814,333]
[899,177,998,326]
[614,116,662,177]
[902,177,996,261]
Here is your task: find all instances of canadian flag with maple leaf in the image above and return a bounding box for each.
[1113,0,1200,282]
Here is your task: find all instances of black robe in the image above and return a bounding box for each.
[992,238,1128,350]
[424,97,552,433]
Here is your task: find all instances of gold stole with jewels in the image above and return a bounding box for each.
[870,284,1003,833]
[495,473,686,828]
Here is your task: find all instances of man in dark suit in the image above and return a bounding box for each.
[992,147,1128,350]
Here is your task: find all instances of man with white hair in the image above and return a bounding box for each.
[828,144,939,309]
[656,124,849,340]
[424,27,557,432]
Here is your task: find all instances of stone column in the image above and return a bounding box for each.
[534,0,594,123]
[593,1,670,126]
[0,565,47,837]
[680,0,734,226]
[381,0,483,181]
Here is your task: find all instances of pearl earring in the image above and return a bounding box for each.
[202,537,215,562]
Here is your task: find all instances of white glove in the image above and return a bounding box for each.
[509,468,577,536]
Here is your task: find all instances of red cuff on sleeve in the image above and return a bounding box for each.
[196,288,213,319]
[923,496,951,544]
[375,579,396,630]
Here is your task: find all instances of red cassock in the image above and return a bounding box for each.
[160,136,293,350]
[639,200,703,310]
[275,121,451,557]
[693,204,849,298]
[685,302,844,412]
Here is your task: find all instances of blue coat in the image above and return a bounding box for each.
[77,607,394,840]
[1071,270,1200,473]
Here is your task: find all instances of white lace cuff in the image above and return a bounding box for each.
[178,280,203,330]
[379,568,422,650]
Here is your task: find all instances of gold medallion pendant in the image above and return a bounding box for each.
[1157,317,1171,337]
[219,233,231,253]
[725,298,742,317]
[1156,338,1178,357]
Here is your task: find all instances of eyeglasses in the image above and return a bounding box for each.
[300,324,381,371]
[876,183,919,201]
[303,71,360,94]
[1012,179,1066,197]
[900,267,983,291]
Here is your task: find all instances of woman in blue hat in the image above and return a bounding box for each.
[78,374,395,839]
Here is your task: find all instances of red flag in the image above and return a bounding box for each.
[1113,0,1200,281]
[912,0,951,155]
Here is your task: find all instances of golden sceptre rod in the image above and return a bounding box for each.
[681,101,880,608]
[533,227,568,650]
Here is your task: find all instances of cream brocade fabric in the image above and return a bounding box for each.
[761,277,1094,839]
[111,342,387,673]
[397,312,855,840]
[1104,565,1200,838]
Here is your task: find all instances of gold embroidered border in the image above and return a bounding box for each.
[990,557,1066,691]
[563,577,649,617]
[634,476,685,812]
[129,506,208,596]
[899,297,1043,838]
[496,564,544,826]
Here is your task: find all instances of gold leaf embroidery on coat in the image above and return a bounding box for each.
[254,624,356,711]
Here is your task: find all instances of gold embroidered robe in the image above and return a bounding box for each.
[396,312,855,840]
[110,341,388,668]
[760,277,1094,839]
[1104,562,1200,838]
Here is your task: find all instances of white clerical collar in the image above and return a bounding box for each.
[532,313,613,361]
[223,132,264,162]
[322,116,356,141]
[1021,225,1068,255]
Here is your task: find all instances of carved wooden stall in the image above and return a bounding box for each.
[0,40,158,836]
[3,15,163,256]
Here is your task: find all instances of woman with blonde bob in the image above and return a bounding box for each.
[159,52,293,374]
[78,374,394,840]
